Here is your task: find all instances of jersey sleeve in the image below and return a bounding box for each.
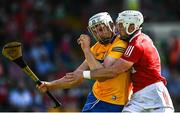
[108,40,127,59]
[122,42,143,63]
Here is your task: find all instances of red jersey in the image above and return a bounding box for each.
[122,31,166,93]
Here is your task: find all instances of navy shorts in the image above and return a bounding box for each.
[82,92,124,112]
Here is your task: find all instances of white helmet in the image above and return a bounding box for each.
[88,12,114,44]
[116,10,144,35]
[88,12,113,30]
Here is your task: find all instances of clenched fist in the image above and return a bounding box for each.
[77,34,91,51]
[36,81,50,93]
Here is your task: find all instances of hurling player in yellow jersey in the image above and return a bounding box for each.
[37,12,132,112]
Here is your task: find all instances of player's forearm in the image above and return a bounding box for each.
[83,48,103,70]
[89,58,132,79]
[47,79,70,90]
[48,61,89,90]
[47,78,78,90]
[48,77,79,90]
[50,62,89,90]
[89,67,118,80]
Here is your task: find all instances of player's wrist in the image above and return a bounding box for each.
[83,48,91,52]
[83,70,91,79]
[45,82,52,90]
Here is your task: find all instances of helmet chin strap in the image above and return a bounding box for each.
[120,23,139,42]
[121,30,139,42]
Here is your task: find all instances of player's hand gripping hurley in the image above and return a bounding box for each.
[2,42,62,109]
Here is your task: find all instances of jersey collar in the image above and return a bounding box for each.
[129,30,142,42]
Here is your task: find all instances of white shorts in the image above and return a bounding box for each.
[122,81,174,113]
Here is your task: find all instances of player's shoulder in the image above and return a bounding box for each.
[136,33,152,44]
[129,33,145,45]
[109,35,128,53]
[111,35,128,48]
[91,42,99,51]
[91,42,106,52]
[127,33,151,51]
[91,42,101,48]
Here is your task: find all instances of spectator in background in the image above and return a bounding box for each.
[169,32,180,72]
[57,33,76,70]
[7,62,24,81]
[30,38,54,76]
[167,32,180,111]
[35,54,54,75]
[9,80,33,111]
[22,17,37,45]
[43,31,55,61]
[5,16,20,39]
[0,59,8,111]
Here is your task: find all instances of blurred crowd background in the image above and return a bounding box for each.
[0,0,180,112]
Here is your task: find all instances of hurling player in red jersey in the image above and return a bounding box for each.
[69,10,174,112]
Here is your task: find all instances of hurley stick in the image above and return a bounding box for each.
[2,42,62,109]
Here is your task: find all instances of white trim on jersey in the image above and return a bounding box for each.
[124,46,134,57]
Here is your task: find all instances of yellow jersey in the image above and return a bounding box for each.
[90,35,132,105]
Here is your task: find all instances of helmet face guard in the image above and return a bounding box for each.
[116,10,144,35]
[88,12,114,45]
[87,22,112,45]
